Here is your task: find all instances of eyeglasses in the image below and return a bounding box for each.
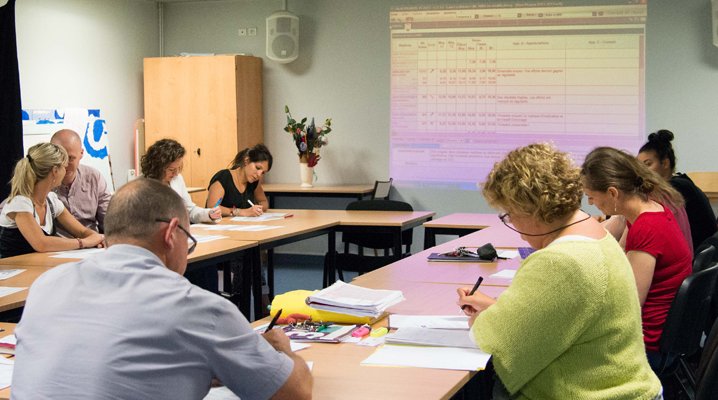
[498,211,591,237]
[155,218,197,255]
[440,246,481,258]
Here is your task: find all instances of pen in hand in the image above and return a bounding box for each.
[265,308,283,333]
[247,199,263,216]
[213,197,223,208]
[461,276,484,311]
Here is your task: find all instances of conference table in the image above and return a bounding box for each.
[356,222,529,287]
[0,212,524,399]
[0,239,257,319]
[247,222,524,399]
[423,213,500,248]
[262,183,376,208]
[195,208,436,319]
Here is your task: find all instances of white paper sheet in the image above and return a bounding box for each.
[0,269,24,280]
[489,269,517,279]
[361,344,490,371]
[230,213,290,222]
[386,327,476,349]
[50,248,105,259]
[389,315,469,330]
[193,234,228,243]
[497,250,519,259]
[197,224,281,232]
[0,287,26,298]
[0,335,16,346]
[0,357,13,389]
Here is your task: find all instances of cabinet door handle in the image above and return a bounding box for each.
[196,148,201,157]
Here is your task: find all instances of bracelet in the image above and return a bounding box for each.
[77,238,84,249]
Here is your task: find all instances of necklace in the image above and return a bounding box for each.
[502,211,592,237]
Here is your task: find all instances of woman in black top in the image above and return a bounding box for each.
[638,130,717,251]
[207,144,273,217]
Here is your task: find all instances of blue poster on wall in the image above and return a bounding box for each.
[22,108,114,191]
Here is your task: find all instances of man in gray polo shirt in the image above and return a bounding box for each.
[51,129,112,235]
[11,178,312,399]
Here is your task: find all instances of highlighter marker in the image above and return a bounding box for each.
[369,327,388,338]
[351,324,371,338]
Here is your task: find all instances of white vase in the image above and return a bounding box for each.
[299,162,314,187]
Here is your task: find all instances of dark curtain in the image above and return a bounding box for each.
[0,0,23,201]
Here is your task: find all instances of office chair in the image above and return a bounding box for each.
[695,317,718,400]
[324,199,413,282]
[694,245,717,273]
[371,178,393,200]
[657,264,718,392]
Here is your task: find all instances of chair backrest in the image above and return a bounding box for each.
[698,232,718,264]
[696,317,718,400]
[344,199,413,251]
[660,264,718,357]
[694,244,717,273]
[371,178,393,200]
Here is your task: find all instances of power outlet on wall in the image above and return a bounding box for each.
[127,169,137,182]
[238,28,247,37]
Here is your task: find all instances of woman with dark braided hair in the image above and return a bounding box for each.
[581,146,691,373]
[638,129,717,251]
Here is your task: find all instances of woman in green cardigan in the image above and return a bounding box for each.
[458,143,661,400]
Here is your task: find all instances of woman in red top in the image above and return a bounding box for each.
[581,146,692,373]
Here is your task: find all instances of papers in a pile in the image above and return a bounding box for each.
[305,281,404,318]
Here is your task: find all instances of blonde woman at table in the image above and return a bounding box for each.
[0,143,105,258]
[457,143,661,400]
[581,146,692,374]
[206,144,272,218]
[141,138,222,224]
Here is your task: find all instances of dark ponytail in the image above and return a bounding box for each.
[638,129,676,173]
[229,144,273,171]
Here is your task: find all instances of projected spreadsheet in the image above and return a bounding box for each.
[390,1,647,189]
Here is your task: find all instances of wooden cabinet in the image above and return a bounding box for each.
[143,55,263,206]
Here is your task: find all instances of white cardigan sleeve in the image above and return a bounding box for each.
[169,175,214,224]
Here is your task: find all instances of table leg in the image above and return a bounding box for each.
[324,230,337,286]
[424,227,437,249]
[267,249,274,298]
[250,247,263,321]
[393,229,403,261]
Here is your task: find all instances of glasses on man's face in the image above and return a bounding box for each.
[155,218,197,255]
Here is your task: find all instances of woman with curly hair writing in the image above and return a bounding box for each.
[458,143,661,399]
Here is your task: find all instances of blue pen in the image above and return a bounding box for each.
[213,197,223,208]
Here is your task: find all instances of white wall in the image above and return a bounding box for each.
[13,0,718,252]
[161,0,718,219]
[15,0,158,189]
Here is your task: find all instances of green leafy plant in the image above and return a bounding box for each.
[284,105,332,167]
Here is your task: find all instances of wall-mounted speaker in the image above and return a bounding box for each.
[266,10,299,63]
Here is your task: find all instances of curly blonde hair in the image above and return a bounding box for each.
[482,143,583,224]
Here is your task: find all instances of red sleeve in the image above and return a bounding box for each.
[625,216,663,259]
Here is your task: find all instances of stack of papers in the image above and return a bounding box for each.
[306,281,404,318]
[385,327,476,349]
[361,314,492,371]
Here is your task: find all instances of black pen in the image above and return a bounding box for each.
[264,308,283,333]
[461,276,484,311]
